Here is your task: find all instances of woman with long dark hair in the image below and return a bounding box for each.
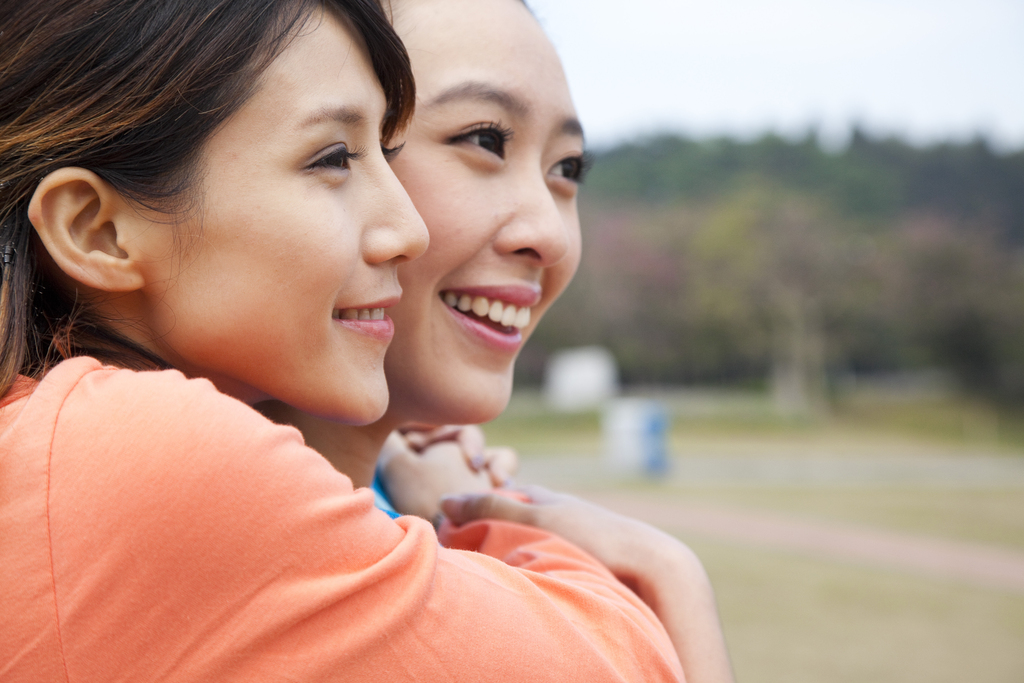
[0,1,685,680]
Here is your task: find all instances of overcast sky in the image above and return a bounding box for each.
[528,0,1024,151]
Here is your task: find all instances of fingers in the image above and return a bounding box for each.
[378,430,415,468]
[401,424,461,451]
[381,440,492,520]
[401,424,489,471]
[397,424,516,487]
[454,425,486,469]
[481,446,518,486]
[440,492,536,527]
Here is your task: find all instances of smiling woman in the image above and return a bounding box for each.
[258,2,732,682]
[0,0,424,423]
[265,0,587,480]
[100,10,426,422]
[1,0,693,681]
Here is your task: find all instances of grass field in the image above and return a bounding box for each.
[483,389,1024,683]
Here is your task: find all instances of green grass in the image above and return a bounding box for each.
[659,486,1024,552]
[688,538,1024,683]
[484,388,1024,451]
[486,388,1024,682]
[834,393,1020,448]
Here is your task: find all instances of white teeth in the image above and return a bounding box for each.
[500,304,518,327]
[471,296,490,317]
[440,290,533,330]
[336,308,384,321]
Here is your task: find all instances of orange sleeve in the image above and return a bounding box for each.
[9,360,684,682]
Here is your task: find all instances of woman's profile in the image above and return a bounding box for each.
[265,1,734,681]
[1,0,690,680]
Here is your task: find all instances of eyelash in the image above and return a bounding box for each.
[449,122,514,158]
[553,151,594,184]
[381,141,405,161]
[448,121,592,184]
[311,144,365,171]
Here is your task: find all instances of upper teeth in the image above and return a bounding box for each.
[334,308,385,321]
[442,291,531,329]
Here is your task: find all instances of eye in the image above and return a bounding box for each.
[551,152,593,183]
[450,123,513,159]
[311,143,364,171]
[381,141,405,162]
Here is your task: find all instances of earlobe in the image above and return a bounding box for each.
[28,168,148,293]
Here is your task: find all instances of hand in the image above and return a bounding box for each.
[441,486,735,683]
[378,430,495,521]
[400,424,518,487]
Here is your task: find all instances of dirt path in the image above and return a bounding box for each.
[574,491,1024,594]
[516,453,1024,594]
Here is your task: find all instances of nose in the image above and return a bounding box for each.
[492,169,572,268]
[362,161,429,265]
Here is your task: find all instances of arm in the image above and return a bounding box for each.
[441,486,735,683]
[42,365,683,682]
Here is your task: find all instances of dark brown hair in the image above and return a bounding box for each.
[0,0,414,396]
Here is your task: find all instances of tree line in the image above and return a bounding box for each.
[519,131,1024,406]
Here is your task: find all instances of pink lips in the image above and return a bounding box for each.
[335,315,395,343]
[446,304,523,352]
[334,296,399,343]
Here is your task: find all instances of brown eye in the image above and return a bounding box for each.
[450,123,513,159]
[551,153,592,183]
[312,144,364,170]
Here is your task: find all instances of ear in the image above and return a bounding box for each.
[27,168,155,293]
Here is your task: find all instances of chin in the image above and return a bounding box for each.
[431,372,514,426]
[293,382,389,426]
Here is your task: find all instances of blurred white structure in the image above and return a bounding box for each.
[543,346,618,411]
[603,398,669,477]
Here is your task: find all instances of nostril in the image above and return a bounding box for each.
[515,247,541,259]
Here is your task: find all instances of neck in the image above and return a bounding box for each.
[257,401,396,489]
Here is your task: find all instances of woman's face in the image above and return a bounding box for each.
[135,12,428,423]
[384,0,584,426]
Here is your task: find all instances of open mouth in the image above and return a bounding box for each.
[332,307,385,320]
[441,291,531,334]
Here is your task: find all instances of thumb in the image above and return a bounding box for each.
[440,492,535,527]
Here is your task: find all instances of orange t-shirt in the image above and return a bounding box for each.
[0,358,683,682]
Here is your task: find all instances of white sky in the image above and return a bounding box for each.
[528,0,1024,150]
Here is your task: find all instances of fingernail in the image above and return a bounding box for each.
[470,455,485,470]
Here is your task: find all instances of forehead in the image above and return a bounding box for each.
[214,11,385,144]
[396,0,576,116]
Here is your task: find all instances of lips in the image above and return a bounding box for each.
[441,291,531,332]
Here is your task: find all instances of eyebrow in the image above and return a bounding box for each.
[426,81,585,140]
[425,82,530,118]
[561,118,585,140]
[300,105,365,129]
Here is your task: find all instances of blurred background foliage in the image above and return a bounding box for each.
[497,129,1024,682]
[519,130,1024,409]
